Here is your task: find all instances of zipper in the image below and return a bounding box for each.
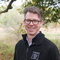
[25,43,35,60]
[25,47,29,60]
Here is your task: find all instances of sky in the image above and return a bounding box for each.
[0,0,24,6]
[0,0,60,7]
[12,0,24,6]
[13,0,60,7]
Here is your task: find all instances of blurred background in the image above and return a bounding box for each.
[0,0,60,60]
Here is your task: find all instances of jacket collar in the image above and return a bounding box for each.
[22,31,45,45]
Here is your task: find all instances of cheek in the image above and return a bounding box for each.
[36,24,41,30]
[39,22,43,27]
[37,26,41,29]
[24,22,27,26]
[23,23,26,29]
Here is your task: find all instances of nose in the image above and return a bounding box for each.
[29,21,33,25]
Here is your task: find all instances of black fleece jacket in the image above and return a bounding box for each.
[14,32,59,60]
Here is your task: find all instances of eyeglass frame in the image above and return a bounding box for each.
[24,19,42,25]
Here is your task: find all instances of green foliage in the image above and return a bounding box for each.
[44,7,60,23]
[20,0,60,24]
[14,22,26,40]
[17,23,26,34]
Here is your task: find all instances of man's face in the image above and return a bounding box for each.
[24,12,44,36]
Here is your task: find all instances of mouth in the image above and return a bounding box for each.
[28,27,35,32]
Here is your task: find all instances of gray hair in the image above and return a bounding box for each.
[24,6,43,21]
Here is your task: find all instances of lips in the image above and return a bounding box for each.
[28,27,35,32]
[29,29,35,32]
[27,26,36,32]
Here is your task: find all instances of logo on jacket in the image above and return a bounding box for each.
[31,51,40,60]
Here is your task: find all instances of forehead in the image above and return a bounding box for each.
[25,12,40,20]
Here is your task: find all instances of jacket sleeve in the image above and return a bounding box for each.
[48,46,60,60]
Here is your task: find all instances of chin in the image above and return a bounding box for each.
[28,32,36,35]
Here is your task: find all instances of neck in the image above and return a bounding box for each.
[27,32,40,42]
[27,34,35,42]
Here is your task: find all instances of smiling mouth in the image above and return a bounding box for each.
[28,28,35,31]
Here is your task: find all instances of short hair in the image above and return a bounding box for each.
[24,6,43,21]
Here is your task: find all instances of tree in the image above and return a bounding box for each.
[0,0,16,14]
[0,0,60,24]
[20,0,60,23]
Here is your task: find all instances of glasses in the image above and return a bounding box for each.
[24,19,42,25]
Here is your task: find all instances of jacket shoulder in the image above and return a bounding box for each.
[43,37,57,48]
[15,39,24,48]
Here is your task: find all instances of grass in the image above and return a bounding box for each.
[0,42,14,60]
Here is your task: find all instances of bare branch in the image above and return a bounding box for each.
[0,0,16,14]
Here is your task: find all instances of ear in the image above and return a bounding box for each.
[41,21,44,25]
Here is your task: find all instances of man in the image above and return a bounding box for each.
[14,6,59,60]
